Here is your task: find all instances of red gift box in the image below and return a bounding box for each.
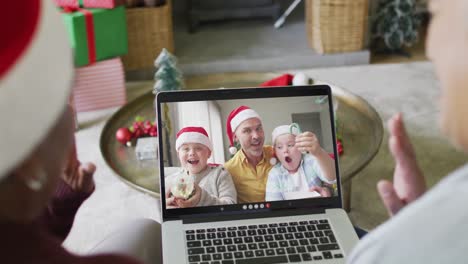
[72,58,127,112]
[54,0,123,9]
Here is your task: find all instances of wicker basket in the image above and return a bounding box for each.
[122,0,174,71]
[305,0,368,54]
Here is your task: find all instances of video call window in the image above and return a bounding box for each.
[160,95,338,209]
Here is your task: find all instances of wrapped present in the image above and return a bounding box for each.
[71,58,127,112]
[135,137,159,161]
[61,6,128,67]
[54,0,124,9]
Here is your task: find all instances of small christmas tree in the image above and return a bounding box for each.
[152,48,185,166]
[371,0,421,55]
[153,48,184,94]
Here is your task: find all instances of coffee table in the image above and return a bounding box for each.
[100,72,383,211]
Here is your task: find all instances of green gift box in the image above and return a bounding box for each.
[62,6,128,67]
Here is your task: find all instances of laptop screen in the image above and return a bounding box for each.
[156,85,342,220]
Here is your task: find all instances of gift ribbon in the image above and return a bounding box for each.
[63,7,96,65]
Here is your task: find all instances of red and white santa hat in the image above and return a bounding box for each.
[176,127,213,151]
[0,0,74,180]
[271,124,301,145]
[226,105,261,154]
[270,124,301,165]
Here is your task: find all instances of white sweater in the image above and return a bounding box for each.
[348,164,468,263]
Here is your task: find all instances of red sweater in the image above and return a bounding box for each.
[0,180,142,264]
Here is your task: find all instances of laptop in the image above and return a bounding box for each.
[156,85,359,264]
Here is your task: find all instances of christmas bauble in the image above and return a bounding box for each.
[116,128,132,145]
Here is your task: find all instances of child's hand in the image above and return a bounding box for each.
[166,190,178,208]
[309,186,331,197]
[295,132,322,156]
[176,184,202,208]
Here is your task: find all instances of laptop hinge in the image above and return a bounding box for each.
[182,207,326,224]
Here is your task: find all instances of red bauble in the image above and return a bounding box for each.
[116,127,132,145]
[337,139,344,155]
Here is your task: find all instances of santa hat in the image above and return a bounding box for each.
[176,127,213,151]
[269,124,301,165]
[0,0,73,180]
[260,74,293,87]
[226,106,261,154]
[259,73,309,87]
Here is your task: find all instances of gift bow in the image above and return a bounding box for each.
[63,6,96,65]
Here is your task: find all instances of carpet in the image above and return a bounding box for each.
[64,62,468,255]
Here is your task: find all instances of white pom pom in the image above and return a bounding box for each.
[292,72,309,86]
[229,146,237,155]
[269,157,277,166]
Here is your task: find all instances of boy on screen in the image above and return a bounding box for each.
[165,126,237,208]
[265,124,337,201]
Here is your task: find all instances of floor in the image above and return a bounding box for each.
[127,1,371,79]
[126,2,429,80]
[174,1,428,72]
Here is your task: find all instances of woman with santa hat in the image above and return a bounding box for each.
[0,1,142,263]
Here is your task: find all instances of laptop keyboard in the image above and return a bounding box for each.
[185,219,344,264]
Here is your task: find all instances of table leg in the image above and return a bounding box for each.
[343,180,352,212]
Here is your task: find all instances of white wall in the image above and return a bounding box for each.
[174,101,225,164]
[162,96,336,163]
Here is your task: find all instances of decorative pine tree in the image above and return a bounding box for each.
[153,48,185,165]
[371,0,421,55]
[153,48,185,94]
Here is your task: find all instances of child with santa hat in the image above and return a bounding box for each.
[165,126,237,208]
[265,124,336,201]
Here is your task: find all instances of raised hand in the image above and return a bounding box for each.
[377,113,426,216]
[62,144,95,194]
[295,131,322,155]
[296,131,337,182]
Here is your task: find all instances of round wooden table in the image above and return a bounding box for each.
[100,72,383,211]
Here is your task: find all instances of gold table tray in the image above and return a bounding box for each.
[100,73,383,210]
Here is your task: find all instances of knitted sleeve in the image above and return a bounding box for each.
[198,167,237,206]
[36,178,94,241]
